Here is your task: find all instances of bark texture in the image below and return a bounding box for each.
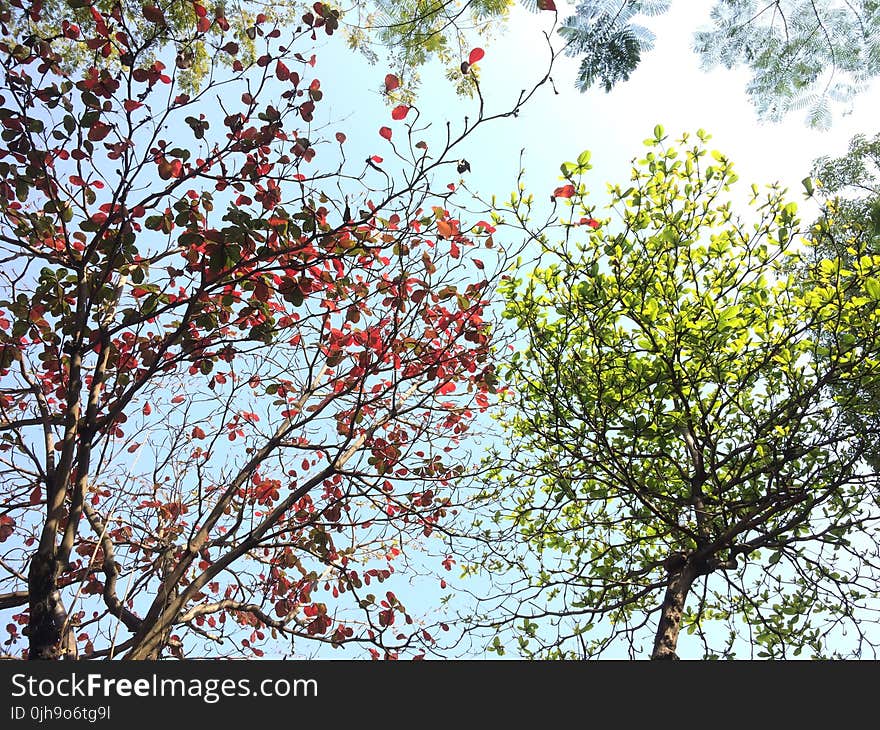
[651,564,697,660]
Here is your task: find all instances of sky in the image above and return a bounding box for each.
[298,1,880,658]
[5,0,878,660]
[317,2,880,223]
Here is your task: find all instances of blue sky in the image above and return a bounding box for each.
[317,2,880,219]
[293,1,880,658]
[6,0,877,660]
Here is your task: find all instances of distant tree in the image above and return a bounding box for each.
[468,129,880,659]
[0,0,547,659]
[806,132,880,467]
[812,132,880,203]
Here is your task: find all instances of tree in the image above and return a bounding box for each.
[694,1,880,128]
[805,132,880,467]
[0,0,548,659]
[812,132,880,201]
[469,128,880,659]
[559,0,669,92]
[33,1,878,125]
[559,0,880,127]
[0,0,276,93]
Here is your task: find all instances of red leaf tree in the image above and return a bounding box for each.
[0,1,551,659]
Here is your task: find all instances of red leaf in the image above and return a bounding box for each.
[552,184,576,199]
[123,99,142,112]
[580,217,601,229]
[371,155,383,164]
[141,4,165,25]
[89,6,108,34]
[171,395,185,404]
[335,132,346,144]
[384,74,400,92]
[379,126,392,140]
[468,48,485,65]
[127,443,140,453]
[391,105,409,121]
[192,426,206,439]
[537,0,556,9]
[29,484,41,505]
[0,515,14,542]
[87,122,110,142]
[143,402,152,416]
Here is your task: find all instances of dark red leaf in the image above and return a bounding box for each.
[0,515,15,542]
[141,4,165,25]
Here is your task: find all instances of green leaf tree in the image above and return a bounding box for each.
[474,129,880,659]
[805,132,880,467]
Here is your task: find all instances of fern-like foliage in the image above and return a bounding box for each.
[693,1,880,127]
[559,1,671,92]
[556,1,878,126]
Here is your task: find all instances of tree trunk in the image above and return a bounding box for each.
[650,564,697,660]
[27,553,76,660]
[126,619,172,660]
